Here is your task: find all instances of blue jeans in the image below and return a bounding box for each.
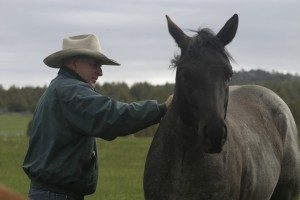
[28,188,79,200]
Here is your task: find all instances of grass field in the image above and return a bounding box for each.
[0,113,152,199]
[1,113,299,200]
[0,135,152,200]
[0,113,32,135]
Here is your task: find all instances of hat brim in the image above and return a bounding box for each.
[43,48,120,68]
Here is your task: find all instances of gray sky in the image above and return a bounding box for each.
[0,0,299,88]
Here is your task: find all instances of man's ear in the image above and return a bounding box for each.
[71,58,80,71]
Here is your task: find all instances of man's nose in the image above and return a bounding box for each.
[96,67,103,76]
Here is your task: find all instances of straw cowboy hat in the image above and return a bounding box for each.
[43,34,120,68]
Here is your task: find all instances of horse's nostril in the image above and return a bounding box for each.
[203,124,226,136]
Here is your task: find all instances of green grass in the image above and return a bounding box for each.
[93,137,151,200]
[0,135,151,199]
[0,135,30,195]
[0,113,153,199]
[0,113,299,199]
[0,113,32,134]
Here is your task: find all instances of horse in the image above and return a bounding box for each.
[143,14,300,200]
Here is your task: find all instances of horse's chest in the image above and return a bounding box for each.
[165,147,239,199]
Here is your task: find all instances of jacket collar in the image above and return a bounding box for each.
[58,66,87,83]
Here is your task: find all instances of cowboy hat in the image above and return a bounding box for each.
[43,34,120,68]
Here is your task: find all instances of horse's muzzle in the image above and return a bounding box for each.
[202,122,227,154]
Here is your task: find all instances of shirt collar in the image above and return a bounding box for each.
[58,66,87,83]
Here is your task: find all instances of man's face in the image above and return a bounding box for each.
[73,57,103,87]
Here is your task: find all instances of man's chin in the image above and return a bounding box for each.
[89,81,96,88]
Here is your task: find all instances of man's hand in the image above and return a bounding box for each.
[165,94,173,109]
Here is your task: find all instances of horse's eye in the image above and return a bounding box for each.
[224,70,233,84]
[225,78,230,85]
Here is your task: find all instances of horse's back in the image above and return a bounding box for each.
[229,85,297,142]
[228,85,300,199]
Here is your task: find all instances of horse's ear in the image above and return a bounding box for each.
[217,14,239,46]
[166,15,189,51]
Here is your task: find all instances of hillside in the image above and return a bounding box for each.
[0,69,299,136]
[231,69,300,85]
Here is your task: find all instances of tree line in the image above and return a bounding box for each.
[0,69,299,136]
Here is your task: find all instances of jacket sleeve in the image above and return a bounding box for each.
[56,82,166,140]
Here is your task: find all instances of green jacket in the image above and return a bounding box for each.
[23,67,166,198]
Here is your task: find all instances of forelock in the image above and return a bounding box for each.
[170,28,234,69]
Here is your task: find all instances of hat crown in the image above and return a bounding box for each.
[44,33,120,68]
[62,34,101,51]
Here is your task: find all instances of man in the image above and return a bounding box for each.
[23,34,173,200]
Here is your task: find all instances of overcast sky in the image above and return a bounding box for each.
[0,0,299,88]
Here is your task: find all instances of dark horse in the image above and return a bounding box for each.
[144,14,300,200]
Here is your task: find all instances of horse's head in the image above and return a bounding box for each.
[167,14,238,154]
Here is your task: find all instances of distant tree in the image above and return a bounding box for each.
[98,82,132,102]
[21,86,46,112]
[1,69,300,138]
[130,82,153,101]
[6,86,28,112]
[230,69,300,85]
[151,83,174,103]
[0,85,6,111]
